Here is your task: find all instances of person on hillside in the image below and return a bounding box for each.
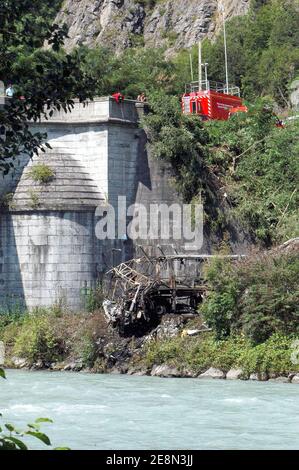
[5,84,14,97]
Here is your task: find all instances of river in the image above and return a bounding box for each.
[0,369,298,450]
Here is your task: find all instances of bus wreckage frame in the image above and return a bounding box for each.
[102,253,245,334]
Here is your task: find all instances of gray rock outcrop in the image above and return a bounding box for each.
[11,357,29,369]
[127,367,149,376]
[198,367,226,379]
[151,364,181,378]
[290,80,299,110]
[249,372,269,381]
[226,368,243,380]
[56,0,250,53]
[268,376,290,383]
[291,374,299,384]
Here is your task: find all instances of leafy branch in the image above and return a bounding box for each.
[0,368,70,450]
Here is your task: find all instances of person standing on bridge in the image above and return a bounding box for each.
[137,92,147,103]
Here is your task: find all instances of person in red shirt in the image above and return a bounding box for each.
[112,92,124,103]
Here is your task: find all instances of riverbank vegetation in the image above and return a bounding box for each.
[144,333,299,378]
[143,247,299,377]
[201,248,299,343]
[0,247,298,378]
[0,309,107,368]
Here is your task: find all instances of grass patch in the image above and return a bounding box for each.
[28,164,55,184]
[27,189,40,209]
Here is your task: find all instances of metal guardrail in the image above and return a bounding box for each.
[185,80,241,97]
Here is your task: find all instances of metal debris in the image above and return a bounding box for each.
[103,252,245,335]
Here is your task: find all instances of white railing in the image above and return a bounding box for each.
[0,95,7,106]
[185,81,240,97]
[0,96,12,108]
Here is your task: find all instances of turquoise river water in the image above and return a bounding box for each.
[0,369,298,450]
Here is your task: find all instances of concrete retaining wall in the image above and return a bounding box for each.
[0,211,100,311]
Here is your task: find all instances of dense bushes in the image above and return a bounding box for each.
[144,332,299,376]
[201,251,299,343]
[206,103,299,244]
[143,92,299,245]
[142,92,236,238]
[0,312,66,363]
[12,315,62,362]
[0,310,106,366]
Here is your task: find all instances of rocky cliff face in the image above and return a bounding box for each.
[57,0,250,53]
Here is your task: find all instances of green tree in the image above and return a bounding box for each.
[0,1,97,174]
[0,369,69,449]
[79,46,176,99]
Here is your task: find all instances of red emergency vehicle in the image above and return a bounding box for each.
[182,80,247,121]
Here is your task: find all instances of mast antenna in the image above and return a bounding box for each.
[219,3,229,94]
[198,41,202,91]
[189,52,194,81]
